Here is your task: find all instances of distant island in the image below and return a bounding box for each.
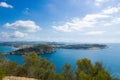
[54,44,108,50]
[0,42,108,54]
[9,44,55,55]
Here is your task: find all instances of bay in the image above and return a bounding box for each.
[0,44,120,78]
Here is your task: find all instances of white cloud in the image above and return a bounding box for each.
[83,14,109,21]
[53,5,120,32]
[85,31,105,35]
[52,14,109,32]
[12,31,28,38]
[112,18,120,24]
[0,32,10,38]
[0,2,13,8]
[0,31,28,39]
[4,20,41,32]
[53,18,95,32]
[102,7,120,14]
[94,0,108,6]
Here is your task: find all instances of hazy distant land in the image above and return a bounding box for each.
[0,42,108,54]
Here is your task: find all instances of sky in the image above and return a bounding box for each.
[0,0,120,43]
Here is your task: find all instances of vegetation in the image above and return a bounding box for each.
[0,68,5,80]
[10,44,55,54]
[0,52,119,80]
[57,44,108,50]
[8,43,108,55]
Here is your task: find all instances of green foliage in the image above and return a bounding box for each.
[22,52,55,79]
[4,62,20,76]
[11,44,55,54]
[0,52,117,80]
[35,44,52,49]
[0,68,5,80]
[34,44,54,53]
[60,63,75,80]
[23,52,40,67]
[76,58,112,80]
[0,52,3,57]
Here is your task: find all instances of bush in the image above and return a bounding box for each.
[0,52,116,80]
[0,68,5,80]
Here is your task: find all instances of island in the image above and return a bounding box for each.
[9,44,55,55]
[0,42,108,55]
[53,44,108,50]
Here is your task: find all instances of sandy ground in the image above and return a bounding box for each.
[3,76,38,80]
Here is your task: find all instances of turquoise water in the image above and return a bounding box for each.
[0,44,120,78]
[0,46,15,52]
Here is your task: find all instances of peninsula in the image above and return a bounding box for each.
[0,42,108,54]
[54,44,108,50]
[9,44,55,54]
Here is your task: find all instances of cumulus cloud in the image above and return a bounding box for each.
[53,17,97,32]
[83,14,109,21]
[0,32,10,38]
[52,14,109,32]
[102,7,120,14]
[0,31,28,39]
[0,2,13,8]
[85,31,105,35]
[4,20,41,32]
[53,5,120,32]
[11,31,28,38]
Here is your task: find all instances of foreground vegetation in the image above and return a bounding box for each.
[0,52,119,80]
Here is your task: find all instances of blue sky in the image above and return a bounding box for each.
[0,0,120,43]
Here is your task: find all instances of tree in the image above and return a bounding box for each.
[22,52,40,77]
[0,52,6,80]
[60,63,75,80]
[0,52,114,80]
[0,68,5,80]
[22,52,56,79]
[0,52,3,57]
[4,62,20,76]
[76,58,112,80]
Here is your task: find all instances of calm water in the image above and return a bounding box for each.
[0,44,120,78]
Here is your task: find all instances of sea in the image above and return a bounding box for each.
[0,43,120,78]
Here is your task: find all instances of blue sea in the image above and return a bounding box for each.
[0,44,120,78]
